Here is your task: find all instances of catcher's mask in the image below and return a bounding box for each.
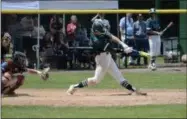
[92,19,106,35]
[13,51,27,68]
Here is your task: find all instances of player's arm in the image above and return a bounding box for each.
[104,30,132,53]
[25,68,50,80]
[110,35,132,52]
[109,33,149,57]
[147,28,160,35]
[25,68,42,75]
[91,14,100,22]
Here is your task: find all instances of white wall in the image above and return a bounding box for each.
[2,0,118,10]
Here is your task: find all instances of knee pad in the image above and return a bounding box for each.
[2,72,12,86]
[16,75,25,86]
[3,72,12,81]
[2,75,25,94]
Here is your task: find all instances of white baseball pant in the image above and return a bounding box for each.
[87,52,126,85]
[148,35,161,56]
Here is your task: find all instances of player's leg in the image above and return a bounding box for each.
[148,36,157,70]
[150,35,161,70]
[107,54,147,95]
[8,75,25,94]
[156,36,161,57]
[1,72,12,93]
[2,73,25,95]
[67,53,109,95]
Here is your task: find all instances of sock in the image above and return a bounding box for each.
[74,80,88,88]
[151,56,156,64]
[121,80,136,92]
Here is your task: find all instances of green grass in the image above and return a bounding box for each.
[22,71,186,89]
[2,104,186,118]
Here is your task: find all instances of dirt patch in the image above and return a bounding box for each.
[2,89,186,107]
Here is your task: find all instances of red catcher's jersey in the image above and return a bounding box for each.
[3,59,25,74]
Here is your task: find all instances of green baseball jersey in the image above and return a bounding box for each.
[90,19,112,52]
[90,32,112,52]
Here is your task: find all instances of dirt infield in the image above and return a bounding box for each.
[2,89,186,107]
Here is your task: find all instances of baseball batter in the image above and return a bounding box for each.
[67,19,147,95]
[146,8,162,70]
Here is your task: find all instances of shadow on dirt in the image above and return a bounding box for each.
[109,93,133,96]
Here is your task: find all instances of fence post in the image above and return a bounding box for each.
[37,14,40,69]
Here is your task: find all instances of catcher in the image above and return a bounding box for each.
[1,51,49,96]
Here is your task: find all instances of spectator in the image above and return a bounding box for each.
[76,24,89,46]
[41,15,67,69]
[6,15,23,53]
[1,32,12,61]
[32,17,46,40]
[66,15,79,69]
[119,13,135,65]
[49,15,64,46]
[20,15,34,57]
[66,15,78,47]
[28,17,46,66]
[32,17,46,50]
[133,14,148,65]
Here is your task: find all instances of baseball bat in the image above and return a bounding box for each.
[161,22,173,35]
[114,48,150,57]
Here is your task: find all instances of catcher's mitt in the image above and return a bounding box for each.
[40,67,50,81]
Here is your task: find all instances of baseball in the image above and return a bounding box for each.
[181,54,187,63]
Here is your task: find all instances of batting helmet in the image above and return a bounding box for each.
[92,19,106,34]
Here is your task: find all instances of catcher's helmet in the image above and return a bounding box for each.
[92,19,106,34]
[13,51,27,68]
[149,8,156,14]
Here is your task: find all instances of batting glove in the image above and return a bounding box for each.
[124,47,133,54]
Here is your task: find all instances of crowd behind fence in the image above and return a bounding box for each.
[1,13,181,70]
